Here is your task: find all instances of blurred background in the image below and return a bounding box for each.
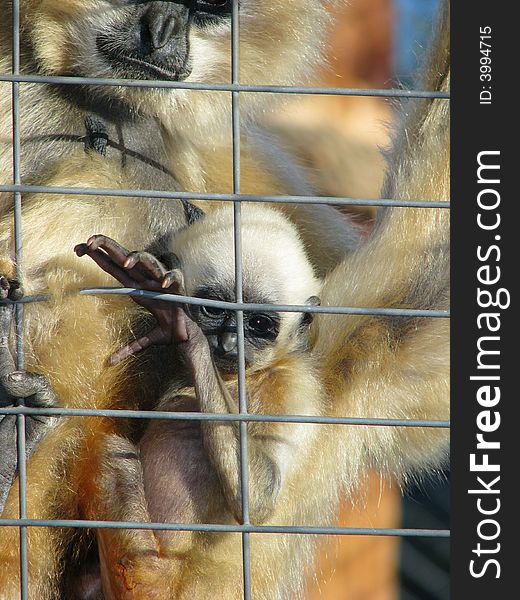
[261,1,450,598]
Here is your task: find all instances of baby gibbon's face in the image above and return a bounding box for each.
[18,0,329,125]
[171,204,321,372]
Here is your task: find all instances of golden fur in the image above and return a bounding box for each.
[0,1,449,598]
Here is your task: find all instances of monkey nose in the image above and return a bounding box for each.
[145,6,178,50]
[219,332,238,355]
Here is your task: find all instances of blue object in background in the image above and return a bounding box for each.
[394,0,441,84]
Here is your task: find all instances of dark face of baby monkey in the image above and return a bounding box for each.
[188,291,282,373]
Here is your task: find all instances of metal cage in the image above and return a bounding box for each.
[0,1,450,598]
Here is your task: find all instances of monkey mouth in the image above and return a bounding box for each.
[96,37,192,82]
[118,54,192,82]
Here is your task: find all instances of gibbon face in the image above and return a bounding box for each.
[12,0,330,132]
[171,204,321,372]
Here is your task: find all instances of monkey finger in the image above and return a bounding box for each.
[139,295,189,342]
[73,243,90,258]
[123,251,167,282]
[173,305,189,343]
[0,306,16,377]
[85,234,151,280]
[0,276,10,301]
[0,303,13,334]
[161,269,185,294]
[158,251,181,271]
[84,237,165,284]
[86,234,130,261]
[75,246,142,289]
[0,371,57,408]
[108,327,172,365]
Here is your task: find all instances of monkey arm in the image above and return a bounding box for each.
[313,208,449,482]
[180,328,282,524]
[312,4,450,484]
[92,434,172,600]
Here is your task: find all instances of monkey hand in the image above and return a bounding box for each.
[75,235,191,364]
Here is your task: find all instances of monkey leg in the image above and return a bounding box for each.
[0,302,62,599]
[92,434,175,600]
[0,417,86,599]
[0,303,59,515]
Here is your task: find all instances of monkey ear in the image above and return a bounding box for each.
[300,296,320,327]
[182,200,205,225]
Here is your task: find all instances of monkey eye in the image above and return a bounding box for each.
[199,0,228,6]
[200,304,227,319]
[194,0,230,27]
[247,314,276,336]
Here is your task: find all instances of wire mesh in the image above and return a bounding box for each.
[0,1,450,599]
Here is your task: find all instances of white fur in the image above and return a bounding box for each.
[172,204,321,339]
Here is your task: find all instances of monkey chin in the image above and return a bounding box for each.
[210,354,247,377]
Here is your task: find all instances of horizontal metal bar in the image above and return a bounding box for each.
[0,184,451,209]
[0,406,450,428]
[77,288,451,318]
[0,73,450,99]
[0,518,450,538]
[1,288,451,317]
[0,295,49,305]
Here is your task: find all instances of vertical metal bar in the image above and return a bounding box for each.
[231,2,252,598]
[11,0,23,351]
[11,0,29,598]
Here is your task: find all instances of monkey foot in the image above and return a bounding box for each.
[0,371,57,408]
[0,303,57,408]
[0,366,58,513]
[0,276,22,302]
[107,554,174,600]
[84,115,109,156]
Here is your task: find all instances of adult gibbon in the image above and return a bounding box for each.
[0,0,361,512]
[0,0,450,598]
[0,3,362,593]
